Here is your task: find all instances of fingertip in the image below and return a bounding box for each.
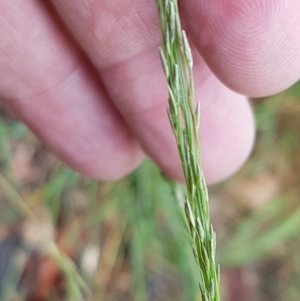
[201,100,255,184]
[182,0,300,97]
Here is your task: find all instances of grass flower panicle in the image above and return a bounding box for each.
[155,0,221,300]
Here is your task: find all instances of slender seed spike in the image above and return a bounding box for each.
[159,48,170,79]
[167,108,175,127]
[210,280,215,299]
[165,26,171,55]
[185,198,196,228]
[197,217,205,241]
[182,30,194,68]
[174,64,181,98]
[167,85,178,108]
[156,1,220,300]
[168,2,176,43]
[175,11,182,43]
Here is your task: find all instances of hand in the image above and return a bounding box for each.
[1,0,299,184]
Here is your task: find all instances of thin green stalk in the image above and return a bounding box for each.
[155,1,220,300]
[0,172,34,219]
[45,241,89,301]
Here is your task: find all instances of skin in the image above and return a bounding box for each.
[0,0,300,183]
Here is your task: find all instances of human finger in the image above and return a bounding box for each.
[181,0,300,97]
[0,0,143,180]
[50,0,255,183]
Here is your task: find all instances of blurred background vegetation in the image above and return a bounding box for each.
[0,81,300,301]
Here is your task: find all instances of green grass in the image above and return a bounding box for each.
[156,1,220,299]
